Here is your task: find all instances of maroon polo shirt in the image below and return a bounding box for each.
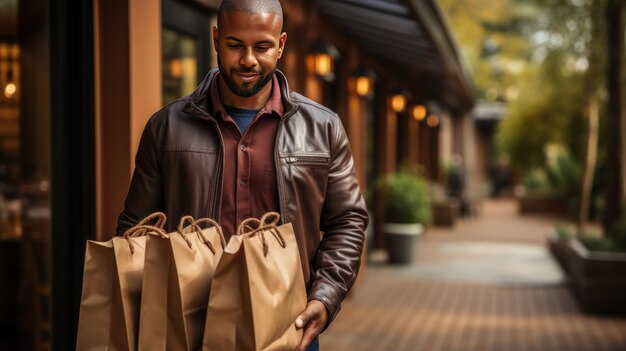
[209,73,283,239]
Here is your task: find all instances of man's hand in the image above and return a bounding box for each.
[295,300,328,351]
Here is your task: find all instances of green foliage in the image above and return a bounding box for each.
[441,0,595,170]
[578,218,626,253]
[546,147,583,197]
[377,168,432,225]
[523,168,552,193]
[609,218,626,250]
[497,56,587,170]
[554,224,575,240]
[439,0,533,100]
[579,235,625,253]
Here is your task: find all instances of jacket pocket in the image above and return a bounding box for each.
[281,152,330,167]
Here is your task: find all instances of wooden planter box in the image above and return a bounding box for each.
[566,239,626,314]
[546,232,570,273]
[432,199,460,227]
[518,194,569,215]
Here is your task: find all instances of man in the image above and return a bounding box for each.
[117,0,368,349]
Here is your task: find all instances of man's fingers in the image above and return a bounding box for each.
[295,309,311,329]
[297,324,318,351]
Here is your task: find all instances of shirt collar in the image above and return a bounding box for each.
[209,72,284,121]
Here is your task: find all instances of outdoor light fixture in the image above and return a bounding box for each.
[307,40,340,81]
[412,104,427,121]
[390,92,407,113]
[426,114,440,128]
[4,82,16,99]
[3,68,16,99]
[352,67,376,98]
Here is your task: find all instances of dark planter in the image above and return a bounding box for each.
[547,232,570,273]
[384,223,424,264]
[432,200,460,227]
[518,194,569,215]
[566,239,626,314]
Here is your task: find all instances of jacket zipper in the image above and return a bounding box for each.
[209,120,224,222]
[274,106,300,224]
[283,154,330,165]
[186,104,224,222]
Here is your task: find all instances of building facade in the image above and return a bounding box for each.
[0,0,474,349]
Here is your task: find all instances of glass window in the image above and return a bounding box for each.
[162,27,198,106]
[0,0,52,349]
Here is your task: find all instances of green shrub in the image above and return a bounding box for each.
[554,224,574,240]
[578,219,626,253]
[523,168,552,193]
[522,148,582,200]
[579,235,621,252]
[377,168,432,224]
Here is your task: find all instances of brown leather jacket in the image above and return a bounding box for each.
[117,68,368,325]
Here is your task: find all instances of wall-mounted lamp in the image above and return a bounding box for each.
[352,67,376,98]
[426,114,440,128]
[389,90,409,113]
[412,104,427,121]
[4,83,16,99]
[307,40,340,81]
[3,69,16,99]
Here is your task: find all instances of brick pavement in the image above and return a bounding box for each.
[320,199,626,351]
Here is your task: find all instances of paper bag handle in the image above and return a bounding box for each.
[175,216,225,254]
[238,212,286,256]
[193,218,227,250]
[123,225,167,254]
[237,217,261,235]
[175,215,201,251]
[136,211,167,229]
[177,215,196,233]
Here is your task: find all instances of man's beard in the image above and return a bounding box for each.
[218,57,275,98]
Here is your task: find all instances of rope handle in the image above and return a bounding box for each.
[177,215,195,233]
[175,215,196,251]
[175,216,225,254]
[237,212,286,256]
[237,218,261,235]
[136,212,167,229]
[193,218,227,250]
[123,225,167,254]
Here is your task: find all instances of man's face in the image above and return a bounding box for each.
[213,10,286,98]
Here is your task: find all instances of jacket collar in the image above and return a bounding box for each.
[182,67,298,121]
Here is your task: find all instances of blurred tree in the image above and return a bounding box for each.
[439,0,533,100]
[441,0,624,233]
[602,0,625,235]
[495,0,594,169]
[497,54,586,170]
[578,0,604,231]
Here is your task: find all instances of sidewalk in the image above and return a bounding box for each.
[321,199,626,351]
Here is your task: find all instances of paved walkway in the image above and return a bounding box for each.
[321,199,626,351]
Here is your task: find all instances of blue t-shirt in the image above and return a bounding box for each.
[223,105,260,134]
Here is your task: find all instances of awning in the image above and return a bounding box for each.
[473,100,508,122]
[314,0,475,112]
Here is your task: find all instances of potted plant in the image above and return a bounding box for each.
[565,220,626,314]
[547,224,574,273]
[377,167,432,264]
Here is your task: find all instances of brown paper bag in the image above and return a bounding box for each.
[138,216,226,351]
[202,212,307,351]
[76,212,166,351]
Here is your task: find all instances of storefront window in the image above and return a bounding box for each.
[0,0,51,349]
[162,27,198,106]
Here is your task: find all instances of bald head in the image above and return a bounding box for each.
[218,0,283,26]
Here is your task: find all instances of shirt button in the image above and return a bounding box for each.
[240,144,246,151]
[239,179,246,186]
